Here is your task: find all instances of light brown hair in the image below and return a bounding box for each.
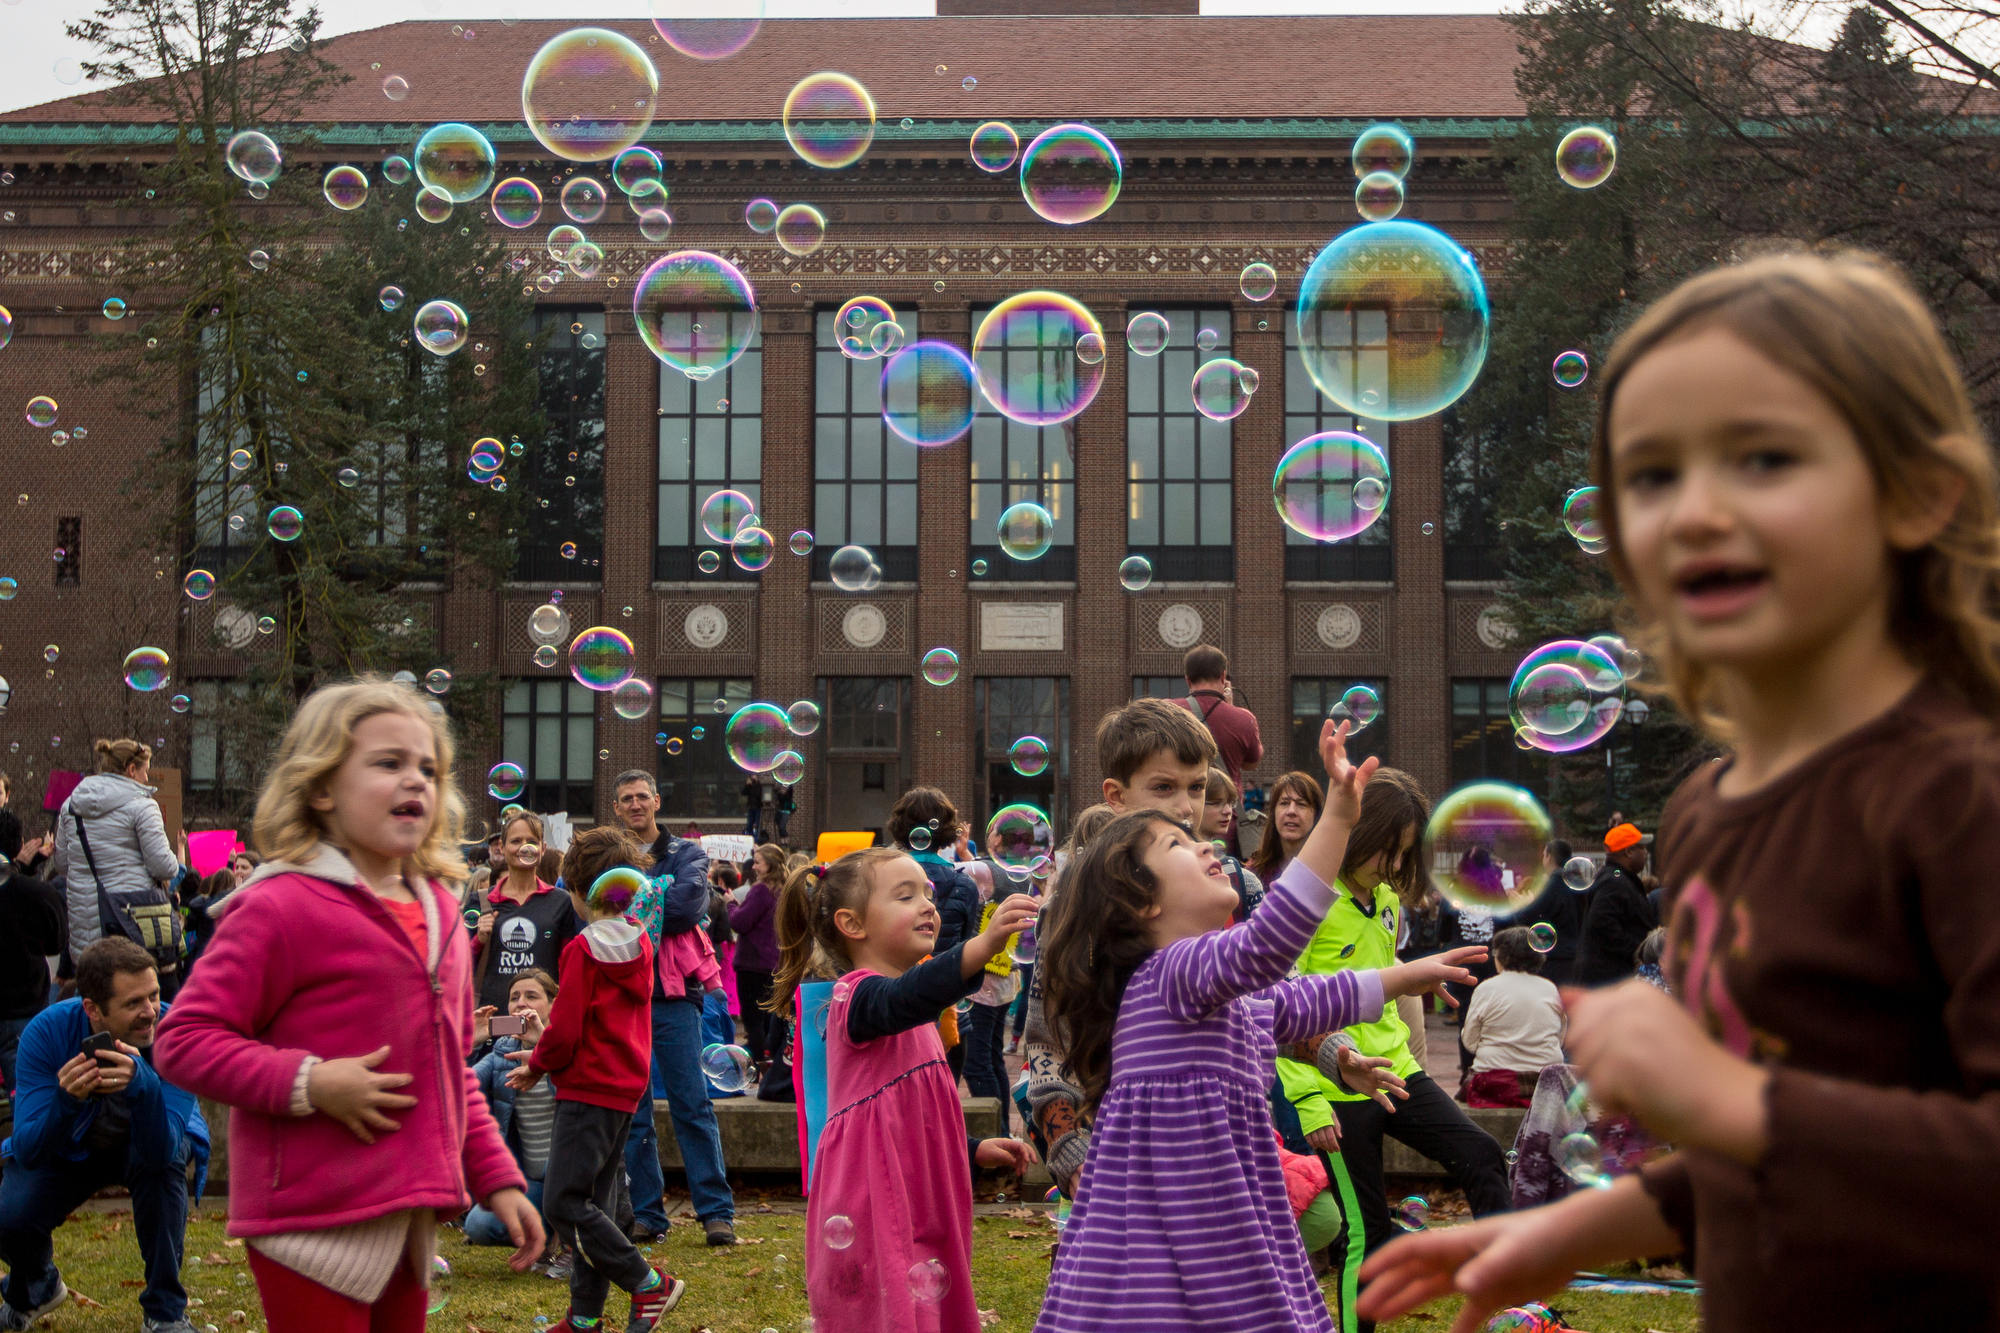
[94,738,152,774]
[501,809,545,845]
[766,846,909,1019]
[1248,770,1323,880]
[1096,697,1219,786]
[559,825,648,901]
[508,968,559,1003]
[1593,249,2000,727]
[1204,766,1238,806]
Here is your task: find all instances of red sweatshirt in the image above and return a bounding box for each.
[529,916,654,1112]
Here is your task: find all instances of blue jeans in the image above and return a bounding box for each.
[463,1176,545,1246]
[623,1080,670,1235]
[653,996,734,1223]
[0,1138,190,1321]
[962,1001,1010,1115]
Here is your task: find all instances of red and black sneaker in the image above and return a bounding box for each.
[544,1311,596,1333]
[626,1264,687,1333]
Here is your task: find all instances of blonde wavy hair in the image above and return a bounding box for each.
[1592,249,2000,731]
[252,676,469,881]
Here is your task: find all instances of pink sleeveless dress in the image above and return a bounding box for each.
[806,968,979,1333]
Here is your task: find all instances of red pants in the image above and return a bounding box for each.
[246,1246,428,1333]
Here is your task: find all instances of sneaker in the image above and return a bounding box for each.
[626,1225,666,1244]
[545,1249,575,1282]
[702,1217,738,1246]
[142,1321,199,1333]
[0,1277,69,1330]
[545,1311,603,1333]
[627,1265,687,1332]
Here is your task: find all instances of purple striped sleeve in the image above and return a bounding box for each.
[1268,969,1382,1042]
[1156,859,1338,1024]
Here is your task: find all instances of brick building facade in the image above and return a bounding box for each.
[0,12,1539,849]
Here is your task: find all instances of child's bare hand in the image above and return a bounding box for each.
[982,893,1038,943]
[308,1045,418,1144]
[973,1136,1037,1172]
[1318,719,1380,826]
[1304,1123,1342,1153]
[1358,1210,1569,1333]
[482,1187,547,1272]
[504,1059,544,1092]
[1337,1046,1410,1112]
[1380,947,1485,1005]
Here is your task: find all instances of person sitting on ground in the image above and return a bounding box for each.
[0,937,210,1333]
[467,970,561,1266]
[1460,927,1568,1109]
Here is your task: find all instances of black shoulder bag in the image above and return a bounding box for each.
[75,811,184,975]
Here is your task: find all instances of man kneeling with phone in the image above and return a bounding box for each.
[0,938,209,1332]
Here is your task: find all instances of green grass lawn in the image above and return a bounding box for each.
[26,1207,1700,1333]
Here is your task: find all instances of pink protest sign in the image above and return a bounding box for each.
[42,770,82,812]
[188,830,240,877]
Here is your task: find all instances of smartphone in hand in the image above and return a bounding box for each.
[489,1015,525,1037]
[81,1032,117,1059]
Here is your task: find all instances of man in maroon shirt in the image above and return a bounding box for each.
[1178,645,1263,851]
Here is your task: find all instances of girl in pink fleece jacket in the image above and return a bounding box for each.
[156,679,544,1333]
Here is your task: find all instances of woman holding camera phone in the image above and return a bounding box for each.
[468,970,561,1259]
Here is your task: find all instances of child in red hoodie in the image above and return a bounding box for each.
[507,827,687,1333]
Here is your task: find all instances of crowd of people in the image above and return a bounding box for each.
[0,251,1994,1333]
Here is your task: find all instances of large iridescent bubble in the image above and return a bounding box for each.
[1296,220,1488,422]
[1019,124,1121,225]
[970,291,1105,427]
[322,166,369,211]
[413,300,469,356]
[613,146,664,194]
[225,131,283,184]
[491,178,544,228]
[414,123,496,203]
[633,251,760,380]
[1351,124,1414,180]
[568,626,636,690]
[1422,781,1554,915]
[1273,431,1392,542]
[521,28,658,162]
[726,702,790,773]
[881,341,977,447]
[775,203,827,257]
[784,73,875,170]
[986,803,1055,876]
[649,0,764,60]
[970,121,1020,173]
[1556,127,1618,189]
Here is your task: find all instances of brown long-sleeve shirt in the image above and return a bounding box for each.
[1641,677,2000,1330]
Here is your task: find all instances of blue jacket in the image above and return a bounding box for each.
[645,831,711,938]
[471,1035,527,1168]
[913,851,980,954]
[3,998,210,1197]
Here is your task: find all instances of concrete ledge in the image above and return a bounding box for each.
[1384,1107,1526,1176]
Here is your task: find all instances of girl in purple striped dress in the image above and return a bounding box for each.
[1037,723,1484,1333]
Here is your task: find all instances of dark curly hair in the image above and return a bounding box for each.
[886,785,961,851]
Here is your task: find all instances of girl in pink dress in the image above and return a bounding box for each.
[767,849,1038,1333]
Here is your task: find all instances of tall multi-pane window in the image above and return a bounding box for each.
[501,679,598,817]
[818,677,911,834]
[655,678,754,817]
[968,305,1077,582]
[186,679,254,812]
[1451,679,1545,800]
[1131,676,1190,701]
[658,317,761,581]
[1286,312,1391,581]
[1127,308,1233,582]
[1291,678,1390,781]
[815,309,919,582]
[975,678,1070,838]
[1443,401,1507,581]
[516,310,606,582]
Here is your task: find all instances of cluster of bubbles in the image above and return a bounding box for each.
[1327,683,1382,732]
[1562,486,1605,554]
[1352,123,1413,222]
[1508,635,1639,753]
[833,297,904,360]
[700,1042,753,1093]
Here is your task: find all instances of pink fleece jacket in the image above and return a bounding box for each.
[155,849,524,1238]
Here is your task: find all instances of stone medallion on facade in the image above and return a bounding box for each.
[1157,603,1204,650]
[683,604,729,650]
[842,603,888,650]
[1316,604,1363,651]
[1476,604,1515,651]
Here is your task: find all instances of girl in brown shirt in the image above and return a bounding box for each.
[1357,252,2000,1332]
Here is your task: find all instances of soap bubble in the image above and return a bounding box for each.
[528,603,571,645]
[534,644,559,668]
[1338,683,1382,731]
[612,145,664,194]
[1562,487,1602,544]
[1272,432,1392,543]
[25,396,57,428]
[378,285,405,311]
[1239,262,1277,302]
[414,123,496,202]
[1296,220,1488,422]
[789,530,815,556]
[0,307,10,350]
[611,678,655,720]
[1197,328,1220,352]
[414,300,469,355]
[971,558,988,576]
[824,1216,856,1250]
[922,647,959,686]
[696,549,721,574]
[1552,349,1589,388]
[971,291,1105,427]
[183,569,216,600]
[772,751,805,784]
[775,203,827,257]
[170,694,191,714]
[1355,171,1405,222]
[732,525,774,571]
[102,297,128,320]
[1019,123,1121,225]
[1192,358,1256,422]
[1422,781,1554,915]
[568,626,636,690]
[1507,640,1624,753]
[1352,123,1414,180]
[522,29,658,162]
[970,121,1020,173]
[382,74,409,100]
[490,178,543,228]
[322,166,369,211]
[986,802,1054,875]
[225,130,282,184]
[1562,855,1596,891]
[1119,555,1152,591]
[637,207,673,242]
[1391,1196,1429,1231]
[264,506,302,542]
[1126,311,1169,356]
[828,545,874,591]
[564,240,605,278]
[1008,735,1049,777]
[881,341,977,446]
[1513,663,1592,739]
[908,824,933,851]
[560,176,608,224]
[249,249,273,271]
[633,250,760,380]
[1556,1131,1609,1187]
[1556,127,1617,189]
[650,0,765,61]
[488,762,526,801]
[996,502,1054,562]
[417,668,450,696]
[726,702,789,772]
[786,699,821,735]
[745,198,779,233]
[382,155,412,184]
[700,1042,752,1092]
[0,577,14,599]
[907,1258,950,1304]
[699,489,757,543]
[834,296,896,359]
[122,647,172,692]
[1587,634,1642,682]
[545,224,585,260]
[783,72,876,169]
[427,1255,452,1315]
[1528,922,1558,953]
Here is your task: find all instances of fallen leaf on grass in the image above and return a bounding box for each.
[996,1208,1040,1220]
[978,1309,1000,1329]
[71,1291,106,1309]
[744,1267,764,1278]
[119,1279,145,1288]
[225,1238,245,1248]
[734,1236,766,1245]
